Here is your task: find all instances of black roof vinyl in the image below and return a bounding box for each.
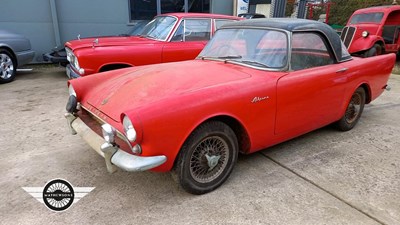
[221,18,351,62]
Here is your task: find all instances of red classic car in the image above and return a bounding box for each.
[341,5,400,57]
[65,13,240,78]
[65,18,395,194]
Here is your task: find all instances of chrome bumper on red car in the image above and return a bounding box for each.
[65,112,167,173]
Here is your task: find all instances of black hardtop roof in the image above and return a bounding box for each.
[220,18,351,62]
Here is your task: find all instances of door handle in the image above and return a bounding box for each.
[336,68,348,73]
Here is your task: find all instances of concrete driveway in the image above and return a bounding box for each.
[0,66,399,225]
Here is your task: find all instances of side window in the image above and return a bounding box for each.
[215,19,236,30]
[171,19,211,42]
[291,32,334,71]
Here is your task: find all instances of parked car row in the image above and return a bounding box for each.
[65,17,395,194]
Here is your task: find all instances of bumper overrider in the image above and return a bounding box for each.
[64,95,167,173]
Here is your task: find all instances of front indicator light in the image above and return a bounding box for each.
[132,144,142,154]
[362,31,369,38]
[102,124,116,144]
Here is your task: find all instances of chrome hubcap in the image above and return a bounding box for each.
[205,154,221,171]
[0,53,14,79]
[189,136,229,183]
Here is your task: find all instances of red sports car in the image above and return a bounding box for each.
[65,18,395,194]
[65,13,240,78]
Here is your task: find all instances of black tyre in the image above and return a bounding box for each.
[0,49,17,83]
[174,121,238,194]
[364,44,382,58]
[335,87,366,131]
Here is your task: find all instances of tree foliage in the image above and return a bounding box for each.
[328,0,394,25]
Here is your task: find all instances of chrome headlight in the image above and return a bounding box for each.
[68,84,76,96]
[66,48,83,74]
[66,48,73,62]
[102,124,116,144]
[73,58,80,71]
[123,116,137,142]
[362,31,369,38]
[66,84,78,113]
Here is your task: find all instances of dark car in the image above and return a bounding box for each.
[0,30,35,83]
[238,13,266,19]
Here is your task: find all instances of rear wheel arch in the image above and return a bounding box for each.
[360,83,371,104]
[335,86,366,131]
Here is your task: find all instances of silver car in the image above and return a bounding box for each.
[0,30,35,83]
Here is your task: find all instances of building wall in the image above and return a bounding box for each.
[0,0,131,62]
[0,0,56,62]
[0,0,233,63]
[56,0,129,44]
[211,0,233,15]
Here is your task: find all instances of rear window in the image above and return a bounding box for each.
[349,12,384,24]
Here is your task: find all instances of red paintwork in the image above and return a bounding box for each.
[65,13,240,76]
[69,52,395,172]
[344,5,400,54]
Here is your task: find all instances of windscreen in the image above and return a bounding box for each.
[349,13,384,24]
[198,28,288,69]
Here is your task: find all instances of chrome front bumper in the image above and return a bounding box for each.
[65,113,167,173]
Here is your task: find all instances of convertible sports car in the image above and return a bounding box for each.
[65,13,240,78]
[65,18,395,194]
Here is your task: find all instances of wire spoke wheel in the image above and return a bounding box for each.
[345,92,362,124]
[174,121,238,194]
[189,136,229,183]
[335,87,366,131]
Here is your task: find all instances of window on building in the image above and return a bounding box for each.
[188,0,210,13]
[129,0,210,22]
[129,0,157,20]
[161,0,185,14]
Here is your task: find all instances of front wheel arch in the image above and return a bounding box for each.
[172,115,251,170]
[173,120,239,194]
[99,63,132,72]
[0,46,17,67]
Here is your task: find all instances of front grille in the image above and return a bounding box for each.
[78,107,132,153]
[340,26,356,48]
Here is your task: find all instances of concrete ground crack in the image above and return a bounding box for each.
[259,152,386,225]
